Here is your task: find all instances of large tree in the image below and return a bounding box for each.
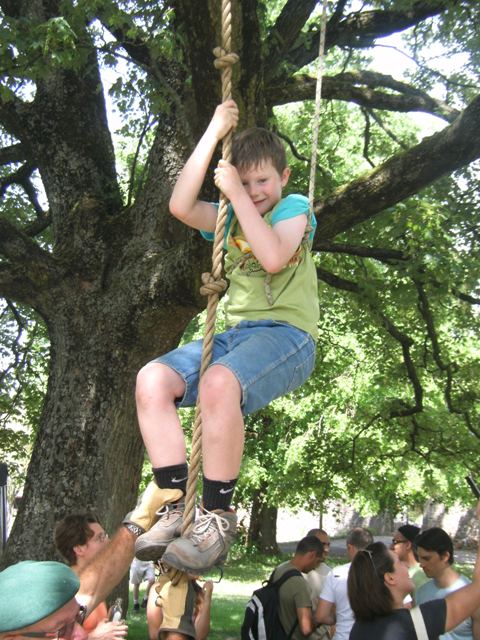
[1,0,479,564]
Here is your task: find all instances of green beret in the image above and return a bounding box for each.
[0,561,80,632]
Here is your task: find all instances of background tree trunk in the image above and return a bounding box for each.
[248,486,279,555]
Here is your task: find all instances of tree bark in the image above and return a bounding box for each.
[248,487,279,555]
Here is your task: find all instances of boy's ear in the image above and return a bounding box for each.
[281,167,291,187]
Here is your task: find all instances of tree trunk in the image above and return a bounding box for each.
[248,486,279,555]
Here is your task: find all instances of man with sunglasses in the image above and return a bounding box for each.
[0,482,183,640]
[390,524,428,597]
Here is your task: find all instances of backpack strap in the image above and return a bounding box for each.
[269,569,303,638]
[269,568,302,588]
[410,606,429,640]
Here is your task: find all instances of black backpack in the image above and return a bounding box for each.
[241,568,302,640]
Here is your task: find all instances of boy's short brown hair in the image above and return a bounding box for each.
[54,512,99,565]
[232,127,287,175]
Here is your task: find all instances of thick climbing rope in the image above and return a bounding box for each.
[181,0,239,536]
[308,0,329,211]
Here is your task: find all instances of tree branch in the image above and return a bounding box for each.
[264,0,317,75]
[316,265,423,417]
[0,143,26,165]
[314,93,480,240]
[0,162,45,217]
[366,108,410,150]
[314,241,408,263]
[452,288,480,305]
[94,1,153,69]
[267,71,459,122]
[0,218,59,306]
[283,1,459,75]
[414,279,480,438]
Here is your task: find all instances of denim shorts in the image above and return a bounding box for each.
[151,320,316,416]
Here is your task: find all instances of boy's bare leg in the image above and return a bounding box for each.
[134,363,188,561]
[136,362,187,468]
[200,364,244,481]
[162,364,242,573]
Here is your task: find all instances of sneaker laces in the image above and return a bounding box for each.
[156,502,184,519]
[190,509,230,545]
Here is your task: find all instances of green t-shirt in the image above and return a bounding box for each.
[202,194,319,340]
[410,563,429,592]
[273,561,313,640]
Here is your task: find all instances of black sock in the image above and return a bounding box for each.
[202,476,238,512]
[152,463,188,496]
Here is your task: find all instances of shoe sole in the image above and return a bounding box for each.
[135,537,175,561]
[161,550,227,574]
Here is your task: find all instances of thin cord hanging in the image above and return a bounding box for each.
[308,0,328,211]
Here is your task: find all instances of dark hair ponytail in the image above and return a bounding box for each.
[347,542,395,621]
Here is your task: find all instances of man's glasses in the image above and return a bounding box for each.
[93,532,108,542]
[19,605,87,640]
[392,538,408,545]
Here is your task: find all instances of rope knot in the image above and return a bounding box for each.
[213,46,239,70]
[199,272,228,297]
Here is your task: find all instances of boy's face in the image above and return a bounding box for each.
[237,159,290,216]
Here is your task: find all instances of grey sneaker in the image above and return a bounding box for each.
[162,508,237,573]
[135,501,184,561]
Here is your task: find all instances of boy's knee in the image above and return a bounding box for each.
[199,365,241,406]
[136,363,183,404]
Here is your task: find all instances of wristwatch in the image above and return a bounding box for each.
[122,522,144,537]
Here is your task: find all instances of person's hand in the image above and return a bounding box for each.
[203,580,214,597]
[214,159,243,199]
[123,482,183,532]
[209,100,239,141]
[88,619,128,640]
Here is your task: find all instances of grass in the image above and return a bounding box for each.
[124,549,348,640]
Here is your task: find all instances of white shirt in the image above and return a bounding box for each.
[319,562,354,640]
[305,563,332,605]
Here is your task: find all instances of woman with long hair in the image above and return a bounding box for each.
[347,503,480,639]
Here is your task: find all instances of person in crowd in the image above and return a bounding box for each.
[391,523,428,599]
[54,512,127,639]
[347,501,480,639]
[305,528,332,639]
[130,557,155,611]
[271,535,325,639]
[146,568,213,640]
[315,527,374,640]
[415,527,480,639]
[0,482,182,639]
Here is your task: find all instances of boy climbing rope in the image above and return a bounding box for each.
[134,100,319,573]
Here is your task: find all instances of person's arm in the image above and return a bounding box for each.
[213,160,307,273]
[77,526,135,614]
[315,599,336,626]
[194,581,213,640]
[169,100,239,232]
[297,607,314,637]
[77,483,183,614]
[471,607,480,640]
[146,582,163,640]
[444,500,480,632]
